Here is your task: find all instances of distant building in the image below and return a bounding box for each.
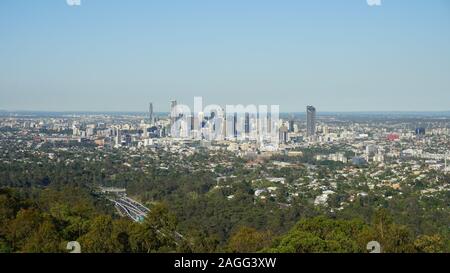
[279,125,289,144]
[387,133,399,142]
[115,127,121,147]
[148,126,160,138]
[170,100,177,127]
[170,100,177,111]
[289,120,295,133]
[306,106,316,137]
[245,113,250,134]
[124,134,132,146]
[94,138,105,147]
[415,127,426,136]
[373,153,384,163]
[366,144,378,156]
[352,156,367,166]
[267,112,272,134]
[149,102,154,125]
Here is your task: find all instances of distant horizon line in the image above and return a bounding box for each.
[1,109,450,115]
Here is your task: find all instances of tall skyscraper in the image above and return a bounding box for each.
[170,100,178,126]
[289,120,295,133]
[279,124,289,144]
[306,106,316,137]
[115,127,121,147]
[244,113,250,135]
[149,102,154,124]
[267,112,272,134]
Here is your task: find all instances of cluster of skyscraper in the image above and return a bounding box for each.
[146,100,317,146]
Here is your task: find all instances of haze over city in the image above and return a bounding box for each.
[1,0,449,112]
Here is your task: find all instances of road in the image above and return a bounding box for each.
[103,189,185,242]
[108,196,150,222]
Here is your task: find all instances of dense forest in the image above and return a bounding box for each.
[0,186,447,253]
[0,147,449,253]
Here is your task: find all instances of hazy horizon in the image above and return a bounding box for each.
[2,109,450,116]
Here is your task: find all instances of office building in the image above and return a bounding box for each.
[289,120,295,133]
[245,113,250,135]
[279,125,289,144]
[306,105,316,137]
[170,100,178,126]
[149,102,154,125]
[415,127,426,136]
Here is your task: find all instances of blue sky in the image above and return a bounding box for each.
[0,0,449,112]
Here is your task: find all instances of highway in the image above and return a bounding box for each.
[108,196,149,222]
[102,187,185,242]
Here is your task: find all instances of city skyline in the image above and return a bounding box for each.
[1,0,450,112]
